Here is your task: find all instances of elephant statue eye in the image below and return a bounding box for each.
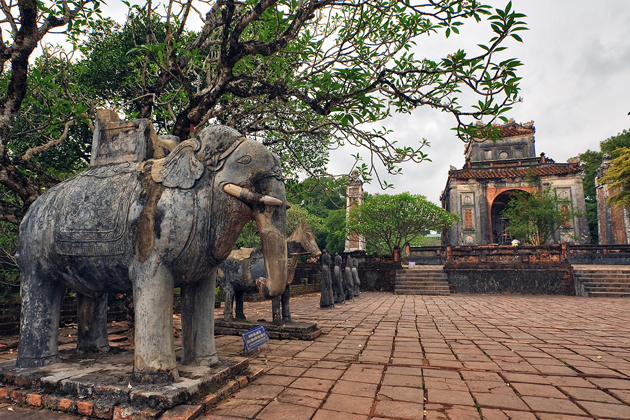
[236,155,252,164]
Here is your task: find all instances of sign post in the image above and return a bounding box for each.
[241,325,270,353]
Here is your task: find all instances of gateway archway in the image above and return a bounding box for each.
[490,190,530,244]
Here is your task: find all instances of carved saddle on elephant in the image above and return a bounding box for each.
[52,109,256,258]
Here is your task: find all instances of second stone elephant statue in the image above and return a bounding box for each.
[217,221,321,323]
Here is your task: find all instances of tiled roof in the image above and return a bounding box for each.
[498,124,535,138]
[492,120,535,138]
[449,163,582,180]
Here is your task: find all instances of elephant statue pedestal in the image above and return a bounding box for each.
[214,318,321,341]
[0,345,250,415]
[15,112,289,383]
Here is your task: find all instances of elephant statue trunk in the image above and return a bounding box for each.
[224,184,288,299]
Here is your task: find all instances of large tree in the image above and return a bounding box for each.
[79,0,525,181]
[599,146,630,210]
[577,129,630,242]
[346,192,459,255]
[0,0,101,224]
[0,0,526,225]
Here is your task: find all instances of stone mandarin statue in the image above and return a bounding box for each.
[333,253,345,304]
[344,255,354,301]
[16,110,289,382]
[352,257,361,297]
[319,250,335,308]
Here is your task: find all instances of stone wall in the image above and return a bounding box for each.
[445,262,574,295]
[359,261,399,292]
[406,246,447,265]
[408,244,630,266]
[442,245,574,295]
[566,244,630,265]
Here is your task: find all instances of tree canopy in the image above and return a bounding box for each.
[0,0,527,225]
[346,192,459,255]
[577,129,630,242]
[599,146,630,210]
[0,0,101,224]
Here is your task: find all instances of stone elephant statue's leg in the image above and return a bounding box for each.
[130,259,177,382]
[77,292,110,352]
[223,286,234,321]
[16,268,64,367]
[234,292,246,320]
[281,285,291,322]
[181,270,219,366]
[271,297,281,324]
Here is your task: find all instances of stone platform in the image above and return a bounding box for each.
[0,347,260,419]
[214,319,321,341]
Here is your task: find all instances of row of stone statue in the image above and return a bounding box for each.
[320,251,360,308]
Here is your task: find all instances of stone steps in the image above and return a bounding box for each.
[573,265,630,297]
[395,266,449,295]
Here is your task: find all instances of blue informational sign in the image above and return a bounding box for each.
[242,325,270,352]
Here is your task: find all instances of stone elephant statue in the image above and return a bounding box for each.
[217,221,321,323]
[16,112,288,383]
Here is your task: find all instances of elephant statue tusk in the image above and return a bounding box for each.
[223,183,283,207]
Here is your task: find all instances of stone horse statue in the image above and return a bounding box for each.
[15,110,288,382]
[217,221,321,323]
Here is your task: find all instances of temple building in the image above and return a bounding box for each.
[596,154,630,244]
[440,120,590,246]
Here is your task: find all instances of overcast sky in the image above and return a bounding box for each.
[328,0,630,204]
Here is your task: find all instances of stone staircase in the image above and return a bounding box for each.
[395,265,450,295]
[573,265,630,297]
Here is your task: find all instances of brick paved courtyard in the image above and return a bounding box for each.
[207,292,630,420]
[2,292,630,419]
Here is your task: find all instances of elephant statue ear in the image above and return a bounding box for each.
[151,138,205,189]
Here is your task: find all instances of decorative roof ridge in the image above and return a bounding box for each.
[449,160,581,173]
[489,118,535,138]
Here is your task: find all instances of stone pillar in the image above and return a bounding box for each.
[345,171,366,252]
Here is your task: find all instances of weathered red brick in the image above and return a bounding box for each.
[14,375,31,387]
[113,406,161,420]
[10,389,25,404]
[93,402,114,419]
[159,404,203,420]
[246,367,265,383]
[77,400,94,416]
[237,375,248,387]
[42,394,60,410]
[203,393,218,407]
[26,393,42,407]
[0,387,13,400]
[58,397,76,412]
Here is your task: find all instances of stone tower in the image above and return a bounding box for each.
[345,171,366,252]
